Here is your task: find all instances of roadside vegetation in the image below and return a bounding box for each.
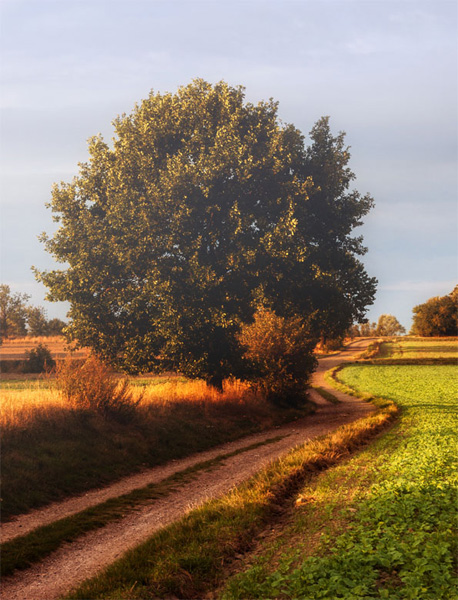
[64,403,397,600]
[41,337,454,599]
[1,363,312,520]
[377,337,458,361]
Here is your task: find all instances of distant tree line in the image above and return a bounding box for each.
[0,284,66,341]
[350,314,406,337]
[411,286,457,337]
[349,287,457,339]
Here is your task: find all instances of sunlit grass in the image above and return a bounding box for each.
[0,376,255,430]
[1,373,308,519]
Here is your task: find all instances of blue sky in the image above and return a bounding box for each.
[0,0,456,329]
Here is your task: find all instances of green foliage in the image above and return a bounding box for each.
[411,287,458,336]
[239,308,317,407]
[46,317,67,335]
[55,356,142,422]
[36,80,376,385]
[26,306,49,336]
[0,284,29,340]
[24,343,56,373]
[224,365,457,599]
[375,314,406,336]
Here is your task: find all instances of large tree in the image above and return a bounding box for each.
[36,80,376,386]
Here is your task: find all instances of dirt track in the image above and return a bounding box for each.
[1,339,374,600]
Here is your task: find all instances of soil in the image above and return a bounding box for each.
[0,339,374,600]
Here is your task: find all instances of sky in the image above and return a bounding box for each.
[0,0,457,330]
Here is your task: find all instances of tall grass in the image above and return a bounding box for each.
[0,375,260,431]
[1,371,311,519]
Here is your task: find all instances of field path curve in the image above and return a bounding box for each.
[1,338,375,600]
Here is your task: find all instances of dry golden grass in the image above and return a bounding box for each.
[1,386,66,429]
[139,378,252,407]
[0,376,257,430]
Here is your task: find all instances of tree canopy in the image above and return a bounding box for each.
[36,80,376,385]
[411,287,457,336]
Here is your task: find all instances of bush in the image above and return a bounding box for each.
[55,356,142,422]
[24,343,56,373]
[239,309,317,407]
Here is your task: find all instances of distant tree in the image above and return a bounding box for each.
[36,80,376,389]
[47,318,67,335]
[27,306,49,336]
[0,285,30,340]
[351,321,377,337]
[411,288,458,336]
[375,314,406,337]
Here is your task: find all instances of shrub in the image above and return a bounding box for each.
[55,356,142,422]
[239,309,317,407]
[322,336,345,352]
[24,343,56,373]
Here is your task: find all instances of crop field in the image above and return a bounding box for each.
[0,336,89,360]
[222,364,457,599]
[379,337,458,360]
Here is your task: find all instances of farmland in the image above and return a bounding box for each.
[379,337,458,360]
[221,363,457,599]
[1,337,457,599]
[0,336,89,362]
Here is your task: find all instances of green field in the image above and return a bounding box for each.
[222,364,457,599]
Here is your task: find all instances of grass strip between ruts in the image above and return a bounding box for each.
[309,385,341,404]
[1,436,284,577]
[63,401,398,599]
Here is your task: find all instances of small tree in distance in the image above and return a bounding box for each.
[238,308,317,407]
[375,314,406,337]
[0,285,30,340]
[27,306,49,336]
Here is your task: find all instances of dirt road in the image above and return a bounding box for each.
[1,339,374,600]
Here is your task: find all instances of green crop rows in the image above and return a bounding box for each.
[223,365,457,599]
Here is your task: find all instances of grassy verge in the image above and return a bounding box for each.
[1,436,283,577]
[222,364,457,600]
[2,384,312,520]
[309,385,341,404]
[63,404,397,599]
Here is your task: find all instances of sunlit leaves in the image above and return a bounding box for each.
[36,80,376,381]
